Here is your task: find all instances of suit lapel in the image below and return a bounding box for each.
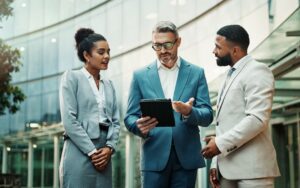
[216,60,249,118]
[147,61,165,98]
[80,69,112,118]
[173,58,191,101]
[79,70,98,104]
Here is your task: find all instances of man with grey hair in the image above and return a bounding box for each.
[125,21,213,187]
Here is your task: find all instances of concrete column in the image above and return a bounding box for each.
[2,144,8,173]
[197,168,205,188]
[297,112,300,188]
[41,148,45,188]
[27,140,33,188]
[125,134,136,188]
[53,135,60,188]
[288,126,295,188]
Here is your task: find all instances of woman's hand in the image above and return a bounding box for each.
[91,147,113,171]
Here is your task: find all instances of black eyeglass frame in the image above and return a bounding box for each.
[152,39,178,51]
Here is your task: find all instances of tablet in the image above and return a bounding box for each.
[140,98,175,127]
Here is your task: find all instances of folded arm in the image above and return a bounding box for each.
[216,66,274,156]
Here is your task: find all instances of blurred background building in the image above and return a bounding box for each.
[0,0,299,187]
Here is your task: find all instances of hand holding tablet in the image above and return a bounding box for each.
[140,98,175,127]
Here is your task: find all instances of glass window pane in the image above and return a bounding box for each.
[9,102,26,133]
[122,0,140,51]
[42,92,59,123]
[106,2,123,56]
[43,30,59,75]
[176,0,197,25]
[58,23,79,71]
[44,0,60,26]
[26,95,42,123]
[0,16,14,39]
[27,35,43,79]
[75,0,91,14]
[90,7,107,41]
[28,0,44,31]
[140,0,158,43]
[10,40,28,83]
[27,80,42,97]
[90,0,107,7]
[158,0,176,23]
[12,0,30,36]
[196,0,223,17]
[60,0,75,21]
[0,114,10,135]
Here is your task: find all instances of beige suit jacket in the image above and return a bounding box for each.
[211,56,280,179]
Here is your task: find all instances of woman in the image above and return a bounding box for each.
[59,28,120,188]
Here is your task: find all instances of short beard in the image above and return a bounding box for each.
[216,53,233,66]
[159,53,177,68]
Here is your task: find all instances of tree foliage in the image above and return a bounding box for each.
[0,0,26,115]
[0,0,13,22]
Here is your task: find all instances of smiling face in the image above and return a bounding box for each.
[152,32,181,69]
[84,40,110,71]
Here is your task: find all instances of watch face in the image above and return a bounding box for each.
[106,146,114,152]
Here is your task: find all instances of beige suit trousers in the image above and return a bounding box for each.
[220,177,274,188]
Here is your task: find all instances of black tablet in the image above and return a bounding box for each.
[140,98,175,127]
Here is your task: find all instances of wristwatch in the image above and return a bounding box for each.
[106,145,114,154]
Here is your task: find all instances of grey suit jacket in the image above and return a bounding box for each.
[211,56,280,179]
[59,69,120,154]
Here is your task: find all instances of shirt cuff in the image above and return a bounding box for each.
[87,149,97,156]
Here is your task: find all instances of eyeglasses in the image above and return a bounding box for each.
[152,39,177,51]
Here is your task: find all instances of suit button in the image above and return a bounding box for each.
[216,121,219,126]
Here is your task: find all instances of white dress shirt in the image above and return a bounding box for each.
[81,67,108,156]
[157,58,181,99]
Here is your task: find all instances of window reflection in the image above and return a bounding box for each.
[27,37,43,79]
[44,31,59,75]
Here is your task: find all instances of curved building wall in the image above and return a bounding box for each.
[0,0,299,187]
[2,0,298,134]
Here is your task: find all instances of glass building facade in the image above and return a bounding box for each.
[0,0,299,187]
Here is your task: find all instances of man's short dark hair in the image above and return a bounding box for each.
[217,25,250,51]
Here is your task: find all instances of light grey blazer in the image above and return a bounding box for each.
[211,57,280,180]
[59,69,120,188]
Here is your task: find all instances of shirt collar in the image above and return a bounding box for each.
[157,57,181,70]
[232,55,252,70]
[81,67,103,81]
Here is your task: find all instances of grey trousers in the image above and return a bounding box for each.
[220,177,274,188]
[59,130,112,188]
